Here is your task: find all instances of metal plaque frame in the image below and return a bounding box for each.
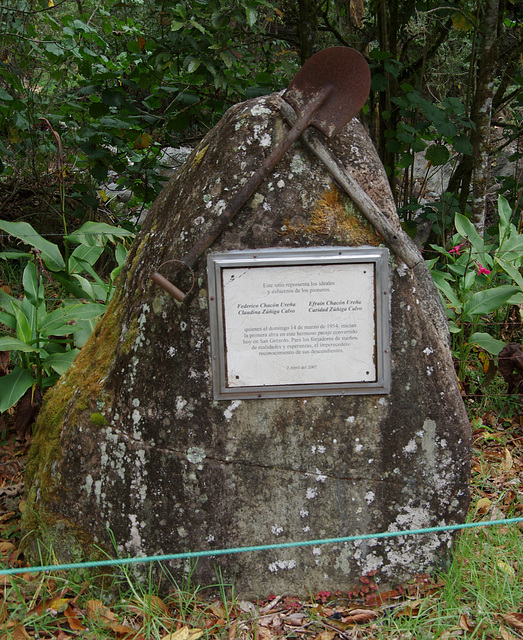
[208,246,391,400]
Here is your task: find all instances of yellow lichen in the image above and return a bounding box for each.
[191,144,208,168]
[283,185,380,246]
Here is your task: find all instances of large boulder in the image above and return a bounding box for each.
[22,92,470,598]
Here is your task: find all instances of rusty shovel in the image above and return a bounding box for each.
[151,47,371,301]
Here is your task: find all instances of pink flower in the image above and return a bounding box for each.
[477,263,491,275]
[449,242,465,255]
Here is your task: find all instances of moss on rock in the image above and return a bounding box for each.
[22,287,124,549]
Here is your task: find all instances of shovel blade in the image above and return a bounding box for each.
[283,46,370,138]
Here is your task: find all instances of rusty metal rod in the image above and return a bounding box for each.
[276,96,424,269]
[150,271,186,302]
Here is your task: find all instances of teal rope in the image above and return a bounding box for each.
[1,517,522,577]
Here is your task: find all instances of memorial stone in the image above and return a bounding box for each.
[22,89,471,598]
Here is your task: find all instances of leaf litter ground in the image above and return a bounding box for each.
[0,410,522,640]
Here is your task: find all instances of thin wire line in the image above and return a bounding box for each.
[1,517,522,577]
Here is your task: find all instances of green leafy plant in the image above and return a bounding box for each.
[0,219,133,414]
[428,196,523,384]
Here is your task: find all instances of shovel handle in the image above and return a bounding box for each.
[182,86,333,269]
[276,97,423,270]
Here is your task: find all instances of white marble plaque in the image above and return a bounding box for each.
[208,247,390,399]
[223,263,376,387]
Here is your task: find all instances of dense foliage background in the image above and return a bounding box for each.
[0,0,522,415]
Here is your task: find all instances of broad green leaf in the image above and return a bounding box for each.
[69,244,104,271]
[0,289,19,314]
[448,321,461,333]
[23,261,44,307]
[187,57,201,74]
[0,336,39,353]
[115,243,127,267]
[38,307,75,336]
[498,232,523,256]
[369,49,393,60]
[463,269,475,291]
[101,88,126,107]
[12,302,32,345]
[469,332,505,356]
[22,297,43,341]
[0,220,65,271]
[72,258,107,290]
[45,349,80,375]
[435,121,457,137]
[453,133,473,155]
[425,145,450,166]
[220,50,235,69]
[463,285,520,317]
[430,271,462,311]
[52,271,93,300]
[71,273,96,300]
[0,367,34,413]
[0,310,15,330]
[189,19,208,34]
[0,250,31,260]
[454,212,484,256]
[496,257,523,289]
[39,303,105,336]
[72,317,97,348]
[498,195,513,243]
[62,303,106,320]
[66,221,134,247]
[110,266,122,283]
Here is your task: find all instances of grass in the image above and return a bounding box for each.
[0,521,522,639]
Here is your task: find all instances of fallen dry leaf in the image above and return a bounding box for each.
[500,624,518,640]
[85,598,119,626]
[503,448,514,472]
[12,625,30,640]
[458,613,475,632]
[435,628,464,639]
[253,627,274,640]
[342,608,378,624]
[365,588,400,606]
[476,497,492,513]
[498,613,523,630]
[496,560,515,580]
[258,613,282,628]
[160,626,204,640]
[283,612,308,626]
[228,620,237,640]
[147,594,171,616]
[0,541,15,557]
[64,604,86,631]
[259,595,283,614]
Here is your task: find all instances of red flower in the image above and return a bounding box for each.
[477,263,491,275]
[449,242,465,255]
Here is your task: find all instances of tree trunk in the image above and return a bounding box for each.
[470,0,502,235]
[297,0,318,63]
